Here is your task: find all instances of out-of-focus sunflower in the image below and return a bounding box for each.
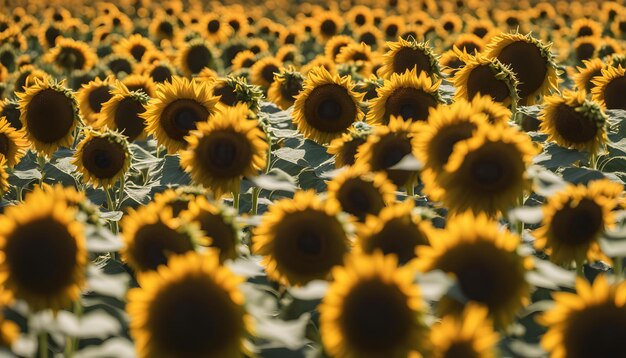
[211,76,263,113]
[127,251,252,358]
[572,18,603,38]
[138,60,177,84]
[378,37,440,79]
[180,104,268,197]
[44,38,97,73]
[0,187,87,311]
[292,66,363,144]
[319,251,429,358]
[539,275,626,358]
[267,66,304,110]
[324,35,357,62]
[436,13,463,38]
[199,14,232,44]
[231,50,256,72]
[346,5,374,29]
[276,44,302,65]
[539,90,607,153]
[572,36,600,64]
[335,42,373,76]
[484,32,559,105]
[250,56,282,90]
[430,304,500,358]
[103,53,136,77]
[152,187,206,217]
[247,38,269,55]
[37,22,65,50]
[181,196,239,263]
[592,65,626,110]
[470,94,512,126]
[439,48,469,77]
[0,99,22,131]
[301,55,336,75]
[314,11,345,40]
[0,312,18,349]
[367,68,442,125]
[113,34,156,63]
[466,19,495,41]
[534,181,618,266]
[16,77,81,157]
[355,116,420,188]
[0,155,8,195]
[599,37,622,59]
[121,74,157,98]
[381,16,406,40]
[253,190,350,286]
[355,25,383,50]
[149,15,177,43]
[223,12,250,37]
[121,203,200,273]
[356,200,433,265]
[73,129,130,188]
[415,100,488,202]
[437,125,539,216]
[0,117,28,168]
[327,165,396,222]
[453,53,519,106]
[76,76,114,125]
[415,212,531,327]
[98,82,149,142]
[452,34,486,55]
[327,127,370,168]
[143,76,219,154]
[573,58,605,94]
[176,38,218,77]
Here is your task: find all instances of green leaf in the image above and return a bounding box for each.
[533,143,586,169]
[561,167,608,184]
[251,168,298,192]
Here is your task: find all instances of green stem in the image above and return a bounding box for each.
[64,300,83,357]
[406,182,415,198]
[590,152,598,170]
[37,155,46,186]
[511,100,519,126]
[116,176,125,210]
[615,258,623,279]
[39,331,48,358]
[232,192,240,212]
[251,187,260,215]
[105,187,119,260]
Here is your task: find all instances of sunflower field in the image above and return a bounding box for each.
[2,0,626,357]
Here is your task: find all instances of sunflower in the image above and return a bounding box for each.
[470,94,513,126]
[37,22,65,50]
[335,42,373,75]
[211,76,264,113]
[149,15,177,43]
[73,129,130,188]
[199,14,232,44]
[439,48,468,76]
[573,58,605,94]
[346,5,374,28]
[98,82,149,142]
[314,11,345,40]
[103,53,136,77]
[415,100,488,202]
[591,65,626,110]
[250,56,282,90]
[176,38,218,77]
[0,99,22,131]
[138,60,177,84]
[452,34,486,55]
[466,19,495,40]
[121,202,200,273]
[13,65,48,94]
[327,127,370,168]
[430,304,500,358]
[276,44,301,65]
[180,104,268,197]
[572,18,603,38]
[484,32,559,105]
[539,274,626,358]
[539,90,607,153]
[324,35,356,62]
[231,50,256,72]
[378,37,440,79]
[355,25,383,50]
[0,155,8,195]
[301,55,336,76]
[292,66,363,144]
[44,38,97,73]
[121,74,157,98]
[247,38,269,55]
[533,182,617,267]
[367,68,442,125]
[127,251,252,358]
[113,34,156,63]
[319,251,429,358]
[16,77,81,157]
[355,116,420,188]
[223,12,250,37]
[453,53,519,106]
[572,37,600,64]
[0,186,87,311]
[599,37,622,59]
[143,76,219,154]
[267,66,304,110]
[381,16,406,40]
[253,190,350,286]
[181,196,240,263]
[415,212,531,327]
[0,117,28,167]
[76,76,114,125]
[438,125,539,216]
[151,187,206,218]
[436,13,463,38]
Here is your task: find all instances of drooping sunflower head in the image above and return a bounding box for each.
[592,65,626,110]
[484,32,559,105]
[539,275,626,358]
[0,186,87,311]
[327,125,371,168]
[438,125,539,216]
[180,195,240,263]
[98,82,149,142]
[415,212,531,327]
[76,76,114,125]
[43,38,97,73]
[127,251,252,358]
[72,128,131,188]
[293,66,363,144]
[267,66,305,111]
[320,251,429,358]
[378,36,440,80]
[249,56,283,90]
[16,77,81,157]
[180,104,268,197]
[534,182,617,267]
[253,190,351,286]
[430,304,500,358]
[176,38,218,77]
[121,202,201,273]
[367,67,442,125]
[355,116,421,188]
[414,99,489,202]
[540,89,607,153]
[143,76,219,154]
[453,53,520,106]
[0,116,28,168]
[211,76,264,114]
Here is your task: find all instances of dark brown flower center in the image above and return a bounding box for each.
[603,75,626,110]
[196,211,237,261]
[207,20,220,33]
[321,20,338,36]
[364,217,428,264]
[261,64,279,85]
[196,130,253,179]
[26,89,75,144]
[576,43,595,63]
[443,341,481,358]
[562,303,626,358]
[130,44,146,62]
[337,178,385,221]
[186,46,212,74]
[114,97,146,141]
[552,103,599,144]
[551,198,603,246]
[56,47,86,71]
[430,122,476,170]
[150,66,173,83]
[338,137,366,168]
[87,86,113,114]
[383,87,438,123]
[81,137,126,179]
[496,41,548,100]
[214,84,239,107]
[392,47,432,76]
[303,84,357,133]
[107,58,133,76]
[371,134,413,186]
[131,222,195,271]
[161,99,210,142]
[466,64,511,103]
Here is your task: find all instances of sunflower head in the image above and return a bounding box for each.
[249,56,283,90]
[73,128,131,188]
[293,66,363,144]
[453,53,520,106]
[44,38,97,73]
[212,76,264,113]
[0,99,21,132]
[103,53,137,77]
[0,116,28,168]
[324,35,356,61]
[592,65,626,111]
[378,36,440,79]
[139,60,177,84]
[76,76,114,125]
[572,36,600,64]
[97,82,149,142]
[320,251,429,358]
[198,14,232,44]
[267,66,305,111]
[16,77,81,157]
[112,33,156,63]
[180,104,268,197]
[121,74,157,98]
[0,186,87,311]
[253,190,350,286]
[470,94,513,126]
[314,11,345,40]
[176,38,218,77]
[327,125,371,168]
[127,251,252,357]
